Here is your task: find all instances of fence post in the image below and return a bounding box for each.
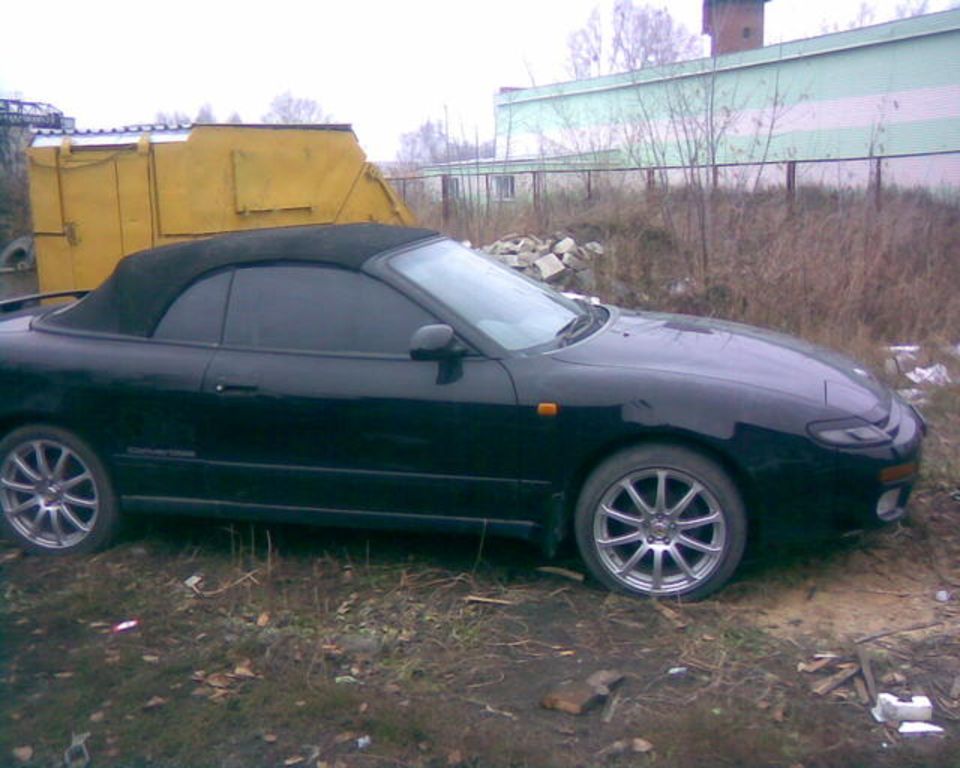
[785,161,797,208]
[441,175,452,229]
[646,168,656,191]
[532,171,544,228]
[872,158,882,211]
[586,170,593,201]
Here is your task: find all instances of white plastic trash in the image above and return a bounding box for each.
[898,722,945,737]
[871,693,933,724]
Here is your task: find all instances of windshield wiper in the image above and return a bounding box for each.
[555,304,595,345]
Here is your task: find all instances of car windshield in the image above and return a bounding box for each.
[389,239,594,352]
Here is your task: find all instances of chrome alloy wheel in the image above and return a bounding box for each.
[1,439,99,550]
[593,468,727,596]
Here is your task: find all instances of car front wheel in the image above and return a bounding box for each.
[0,425,118,555]
[575,445,746,600]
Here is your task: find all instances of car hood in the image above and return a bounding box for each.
[554,309,890,416]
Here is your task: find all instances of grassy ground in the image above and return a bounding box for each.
[2,389,958,767]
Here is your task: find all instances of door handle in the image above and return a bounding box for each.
[214,381,259,395]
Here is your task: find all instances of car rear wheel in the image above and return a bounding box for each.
[0,426,118,555]
[574,445,746,600]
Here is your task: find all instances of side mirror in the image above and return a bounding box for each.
[410,324,465,361]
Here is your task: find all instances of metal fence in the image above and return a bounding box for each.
[388,150,960,229]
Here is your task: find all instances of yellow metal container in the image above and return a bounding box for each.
[27,124,415,292]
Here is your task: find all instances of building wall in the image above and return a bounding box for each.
[493,10,960,172]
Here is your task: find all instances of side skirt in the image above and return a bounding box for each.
[121,495,542,542]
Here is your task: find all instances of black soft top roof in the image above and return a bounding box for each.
[43,223,439,337]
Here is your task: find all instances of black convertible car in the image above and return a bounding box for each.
[0,224,924,599]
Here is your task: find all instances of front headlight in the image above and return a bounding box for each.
[808,417,891,448]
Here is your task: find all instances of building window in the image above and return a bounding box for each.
[493,175,515,200]
[441,176,461,200]
[742,27,752,39]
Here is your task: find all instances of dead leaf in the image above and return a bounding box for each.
[190,670,207,682]
[232,660,257,679]
[358,702,369,714]
[262,733,278,744]
[143,695,168,710]
[54,671,75,679]
[89,711,105,723]
[652,601,687,629]
[283,757,305,766]
[447,749,464,765]
[142,654,160,664]
[205,672,233,688]
[12,746,33,763]
[632,737,654,753]
[256,612,270,627]
[333,731,357,744]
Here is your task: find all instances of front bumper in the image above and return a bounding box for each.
[833,397,925,530]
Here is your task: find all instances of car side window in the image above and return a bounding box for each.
[152,270,233,343]
[223,265,436,354]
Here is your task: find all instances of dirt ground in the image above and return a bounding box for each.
[2,389,959,768]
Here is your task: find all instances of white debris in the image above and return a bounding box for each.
[480,232,605,293]
[871,693,933,724]
[905,363,952,387]
[534,253,566,282]
[898,722,945,737]
[897,388,927,405]
[935,590,952,603]
[562,251,588,271]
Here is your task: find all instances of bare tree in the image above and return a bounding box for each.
[568,8,606,79]
[194,103,216,123]
[395,119,493,166]
[610,1,700,70]
[261,92,331,124]
[568,1,699,79]
[154,110,191,125]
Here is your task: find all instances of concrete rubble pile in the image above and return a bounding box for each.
[481,233,604,294]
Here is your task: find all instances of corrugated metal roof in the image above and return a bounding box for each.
[32,124,192,148]
[31,123,356,148]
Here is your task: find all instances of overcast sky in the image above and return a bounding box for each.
[1,1,955,161]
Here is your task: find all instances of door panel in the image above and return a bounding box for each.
[203,349,519,519]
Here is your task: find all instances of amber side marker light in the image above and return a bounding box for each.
[537,402,559,417]
[880,462,918,484]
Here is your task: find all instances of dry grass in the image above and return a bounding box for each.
[419,186,960,353]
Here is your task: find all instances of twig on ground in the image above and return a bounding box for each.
[464,595,516,606]
[191,570,260,598]
[854,620,945,644]
[460,697,517,720]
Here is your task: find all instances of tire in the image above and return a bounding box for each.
[0,425,119,555]
[574,444,746,601]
